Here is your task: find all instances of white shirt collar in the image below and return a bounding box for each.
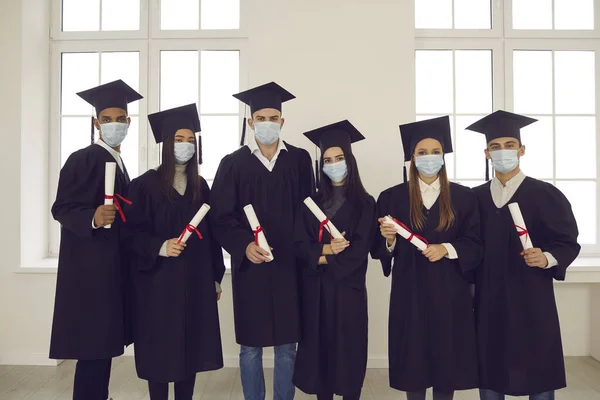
[95,139,123,172]
[492,170,526,190]
[247,133,287,155]
[419,178,441,193]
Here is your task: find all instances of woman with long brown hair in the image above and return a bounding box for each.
[371,116,482,400]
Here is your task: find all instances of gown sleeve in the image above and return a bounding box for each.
[370,190,394,277]
[447,188,483,275]
[329,195,377,281]
[537,183,581,281]
[51,150,101,238]
[201,177,226,284]
[293,200,325,271]
[210,154,254,270]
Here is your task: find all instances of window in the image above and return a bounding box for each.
[48,0,245,257]
[415,0,600,252]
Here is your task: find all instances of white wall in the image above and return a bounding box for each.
[0,0,599,367]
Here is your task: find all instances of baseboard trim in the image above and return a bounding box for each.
[0,353,61,366]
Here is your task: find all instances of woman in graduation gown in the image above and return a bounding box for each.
[371,116,482,400]
[124,104,225,400]
[293,120,376,400]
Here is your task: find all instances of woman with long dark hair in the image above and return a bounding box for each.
[371,116,482,400]
[292,120,376,400]
[124,104,225,400]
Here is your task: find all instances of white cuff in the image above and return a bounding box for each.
[442,243,458,259]
[216,282,222,294]
[159,241,169,257]
[92,217,100,229]
[386,238,397,253]
[544,252,558,269]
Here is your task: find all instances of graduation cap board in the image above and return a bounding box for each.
[465,110,537,180]
[148,104,203,164]
[233,82,295,146]
[76,80,143,145]
[303,120,365,186]
[399,116,453,182]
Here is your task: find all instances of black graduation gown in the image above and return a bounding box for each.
[293,193,375,396]
[50,144,131,360]
[473,177,581,396]
[210,142,314,347]
[124,170,225,383]
[371,182,482,392]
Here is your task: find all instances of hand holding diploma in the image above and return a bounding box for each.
[303,197,344,241]
[382,216,428,251]
[508,202,533,250]
[103,162,117,229]
[177,203,210,244]
[243,204,274,263]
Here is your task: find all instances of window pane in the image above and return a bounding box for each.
[62,0,100,31]
[513,51,552,114]
[416,51,453,114]
[415,0,452,29]
[555,181,596,245]
[512,0,552,29]
[556,117,596,179]
[519,116,553,179]
[160,51,199,111]
[201,0,240,29]
[61,53,99,115]
[200,116,239,180]
[455,50,492,114]
[456,116,487,179]
[61,117,93,166]
[120,117,139,178]
[101,52,140,114]
[161,0,199,30]
[555,51,595,115]
[102,0,140,31]
[555,0,594,30]
[200,51,239,114]
[454,0,491,29]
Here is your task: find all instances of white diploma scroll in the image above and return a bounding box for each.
[303,197,344,240]
[508,202,533,250]
[104,162,117,229]
[383,215,428,251]
[178,203,211,244]
[243,204,274,261]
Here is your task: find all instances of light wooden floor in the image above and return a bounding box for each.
[0,357,599,399]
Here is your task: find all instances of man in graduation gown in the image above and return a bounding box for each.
[50,80,142,400]
[466,110,581,400]
[210,82,314,400]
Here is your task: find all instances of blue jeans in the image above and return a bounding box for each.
[239,344,296,400]
[480,389,555,400]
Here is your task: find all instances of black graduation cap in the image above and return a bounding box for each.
[399,116,453,182]
[304,120,365,186]
[148,104,203,164]
[233,82,295,146]
[466,110,537,180]
[76,79,143,145]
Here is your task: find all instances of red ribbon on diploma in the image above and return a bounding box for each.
[178,224,203,244]
[392,218,429,248]
[253,226,264,245]
[318,218,331,243]
[515,224,529,242]
[105,194,132,222]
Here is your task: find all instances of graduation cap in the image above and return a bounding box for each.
[465,110,537,180]
[76,80,143,145]
[148,104,203,164]
[399,116,453,182]
[304,120,365,186]
[233,82,295,146]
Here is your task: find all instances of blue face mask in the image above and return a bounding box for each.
[100,122,129,147]
[490,149,519,174]
[174,142,196,164]
[415,154,444,178]
[322,160,348,183]
[253,121,281,145]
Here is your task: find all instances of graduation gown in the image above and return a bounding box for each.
[50,144,130,360]
[210,143,314,347]
[473,177,580,396]
[124,171,225,383]
[371,182,482,392]
[293,193,375,396]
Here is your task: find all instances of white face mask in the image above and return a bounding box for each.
[174,142,196,164]
[490,149,519,174]
[415,154,444,178]
[322,160,348,183]
[100,122,129,147]
[253,121,281,145]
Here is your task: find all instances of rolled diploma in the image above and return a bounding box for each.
[303,197,344,239]
[383,216,427,251]
[178,203,211,244]
[104,162,117,229]
[508,202,533,250]
[243,204,274,261]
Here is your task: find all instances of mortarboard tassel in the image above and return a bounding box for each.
[485,158,490,181]
[403,164,408,184]
[315,159,320,188]
[198,135,203,165]
[90,116,95,145]
[239,106,247,147]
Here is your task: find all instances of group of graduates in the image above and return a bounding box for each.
[50,79,581,400]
